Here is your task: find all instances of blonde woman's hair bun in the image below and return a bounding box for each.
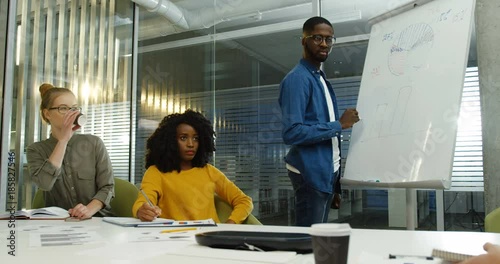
[39,83,54,97]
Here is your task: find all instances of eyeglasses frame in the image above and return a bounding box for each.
[304,34,337,47]
[48,106,82,114]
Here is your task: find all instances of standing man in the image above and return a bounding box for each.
[279,16,360,226]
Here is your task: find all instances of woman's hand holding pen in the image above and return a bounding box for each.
[225,219,236,224]
[137,202,162,222]
[137,189,161,221]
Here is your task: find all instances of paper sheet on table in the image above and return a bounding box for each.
[170,244,297,263]
[29,231,102,247]
[78,240,193,261]
[20,224,99,232]
[126,229,197,242]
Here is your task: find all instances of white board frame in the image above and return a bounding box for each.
[342,0,476,190]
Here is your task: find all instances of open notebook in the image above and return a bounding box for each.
[0,206,70,220]
[102,217,216,227]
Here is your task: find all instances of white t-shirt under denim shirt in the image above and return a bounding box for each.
[286,75,341,174]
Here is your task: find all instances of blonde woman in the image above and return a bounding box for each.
[27,83,114,218]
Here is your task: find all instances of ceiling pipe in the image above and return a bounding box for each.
[132,0,310,39]
[131,0,189,29]
[187,0,312,30]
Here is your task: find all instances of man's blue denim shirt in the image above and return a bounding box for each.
[279,59,342,193]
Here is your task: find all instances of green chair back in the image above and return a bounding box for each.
[32,178,139,217]
[110,178,139,217]
[32,189,46,209]
[214,195,262,225]
[485,207,500,233]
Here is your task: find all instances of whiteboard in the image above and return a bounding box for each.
[342,0,476,189]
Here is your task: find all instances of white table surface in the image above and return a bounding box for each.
[1,217,499,264]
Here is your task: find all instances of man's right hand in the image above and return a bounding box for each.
[136,203,162,222]
[59,110,81,143]
[339,108,360,129]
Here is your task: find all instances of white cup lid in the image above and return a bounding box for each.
[310,223,351,237]
[77,114,87,126]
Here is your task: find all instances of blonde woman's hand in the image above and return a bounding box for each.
[59,110,81,143]
[68,203,93,219]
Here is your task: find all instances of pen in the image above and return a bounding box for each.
[139,189,160,219]
[139,189,154,208]
[160,227,197,234]
[389,254,434,260]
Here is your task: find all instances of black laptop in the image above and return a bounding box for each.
[195,231,312,253]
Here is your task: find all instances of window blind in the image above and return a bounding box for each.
[80,101,132,180]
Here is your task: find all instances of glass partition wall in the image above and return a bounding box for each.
[135,0,484,227]
[1,0,484,229]
[135,0,321,225]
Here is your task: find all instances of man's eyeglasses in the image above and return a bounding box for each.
[48,106,82,114]
[304,34,336,47]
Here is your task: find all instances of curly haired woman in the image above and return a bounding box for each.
[133,110,253,223]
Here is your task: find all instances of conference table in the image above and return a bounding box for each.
[1,218,499,264]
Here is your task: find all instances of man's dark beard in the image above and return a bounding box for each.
[305,42,328,62]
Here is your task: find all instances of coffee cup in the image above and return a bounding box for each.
[310,223,351,264]
[74,113,87,126]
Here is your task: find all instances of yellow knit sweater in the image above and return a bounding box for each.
[132,164,253,223]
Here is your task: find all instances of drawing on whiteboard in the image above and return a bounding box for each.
[367,103,387,139]
[453,9,466,22]
[438,9,452,21]
[365,86,413,140]
[371,66,381,78]
[388,23,434,76]
[382,32,394,41]
[390,86,412,135]
[343,0,476,189]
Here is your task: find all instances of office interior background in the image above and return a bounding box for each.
[0,0,487,230]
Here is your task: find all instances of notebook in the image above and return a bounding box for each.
[102,217,174,227]
[0,206,70,220]
[103,217,217,227]
[432,249,476,262]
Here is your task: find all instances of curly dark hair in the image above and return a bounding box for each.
[145,109,216,173]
